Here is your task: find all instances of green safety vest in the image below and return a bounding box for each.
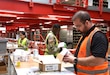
[18,38,28,50]
[45,31,58,57]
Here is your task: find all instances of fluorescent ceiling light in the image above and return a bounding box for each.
[19,0,29,2]
[0,27,6,31]
[6,21,9,23]
[65,0,69,1]
[31,29,35,31]
[2,31,6,33]
[38,17,58,20]
[10,20,14,22]
[91,18,104,21]
[0,10,24,14]
[26,25,29,27]
[39,23,42,25]
[19,28,25,31]
[44,21,52,24]
[0,14,16,17]
[16,17,21,19]
[48,15,71,18]
[6,20,14,23]
[61,25,67,28]
[42,28,50,30]
[16,17,37,20]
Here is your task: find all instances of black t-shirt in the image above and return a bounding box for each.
[84,26,108,58]
[91,31,108,58]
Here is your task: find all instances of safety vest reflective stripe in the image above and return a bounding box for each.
[77,68,108,74]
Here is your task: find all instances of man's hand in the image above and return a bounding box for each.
[18,43,23,47]
[63,53,76,64]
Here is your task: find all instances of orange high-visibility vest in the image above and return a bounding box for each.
[76,28,109,75]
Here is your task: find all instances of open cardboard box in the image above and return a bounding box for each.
[38,55,61,72]
[38,48,70,72]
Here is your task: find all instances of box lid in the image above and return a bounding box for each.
[38,55,61,64]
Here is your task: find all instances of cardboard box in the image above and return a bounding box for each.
[108,43,110,55]
[0,61,7,74]
[39,63,61,72]
[0,65,7,74]
[38,48,70,72]
[38,55,61,72]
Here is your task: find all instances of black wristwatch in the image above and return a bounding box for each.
[74,57,78,64]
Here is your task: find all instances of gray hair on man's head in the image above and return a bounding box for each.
[72,11,91,24]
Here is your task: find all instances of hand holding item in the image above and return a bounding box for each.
[18,43,23,47]
[63,53,76,64]
[18,43,21,47]
[20,43,23,47]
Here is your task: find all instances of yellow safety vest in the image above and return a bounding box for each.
[45,31,58,57]
[18,38,28,50]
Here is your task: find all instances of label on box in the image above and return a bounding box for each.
[45,64,58,71]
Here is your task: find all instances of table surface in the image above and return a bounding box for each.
[10,55,76,75]
[8,43,76,75]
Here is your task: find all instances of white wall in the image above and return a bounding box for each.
[88,0,110,9]
[107,0,110,8]
[88,0,93,6]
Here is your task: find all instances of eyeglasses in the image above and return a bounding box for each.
[74,24,82,28]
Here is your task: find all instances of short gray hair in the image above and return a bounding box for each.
[72,11,91,24]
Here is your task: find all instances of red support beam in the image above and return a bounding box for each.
[84,0,88,8]
[0,0,109,21]
[75,0,81,6]
[49,0,52,4]
[29,0,34,7]
[99,0,103,16]
[56,0,60,4]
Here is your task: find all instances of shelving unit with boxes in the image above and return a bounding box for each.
[93,0,108,8]
[73,28,81,48]
[98,26,107,34]
[72,25,108,48]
